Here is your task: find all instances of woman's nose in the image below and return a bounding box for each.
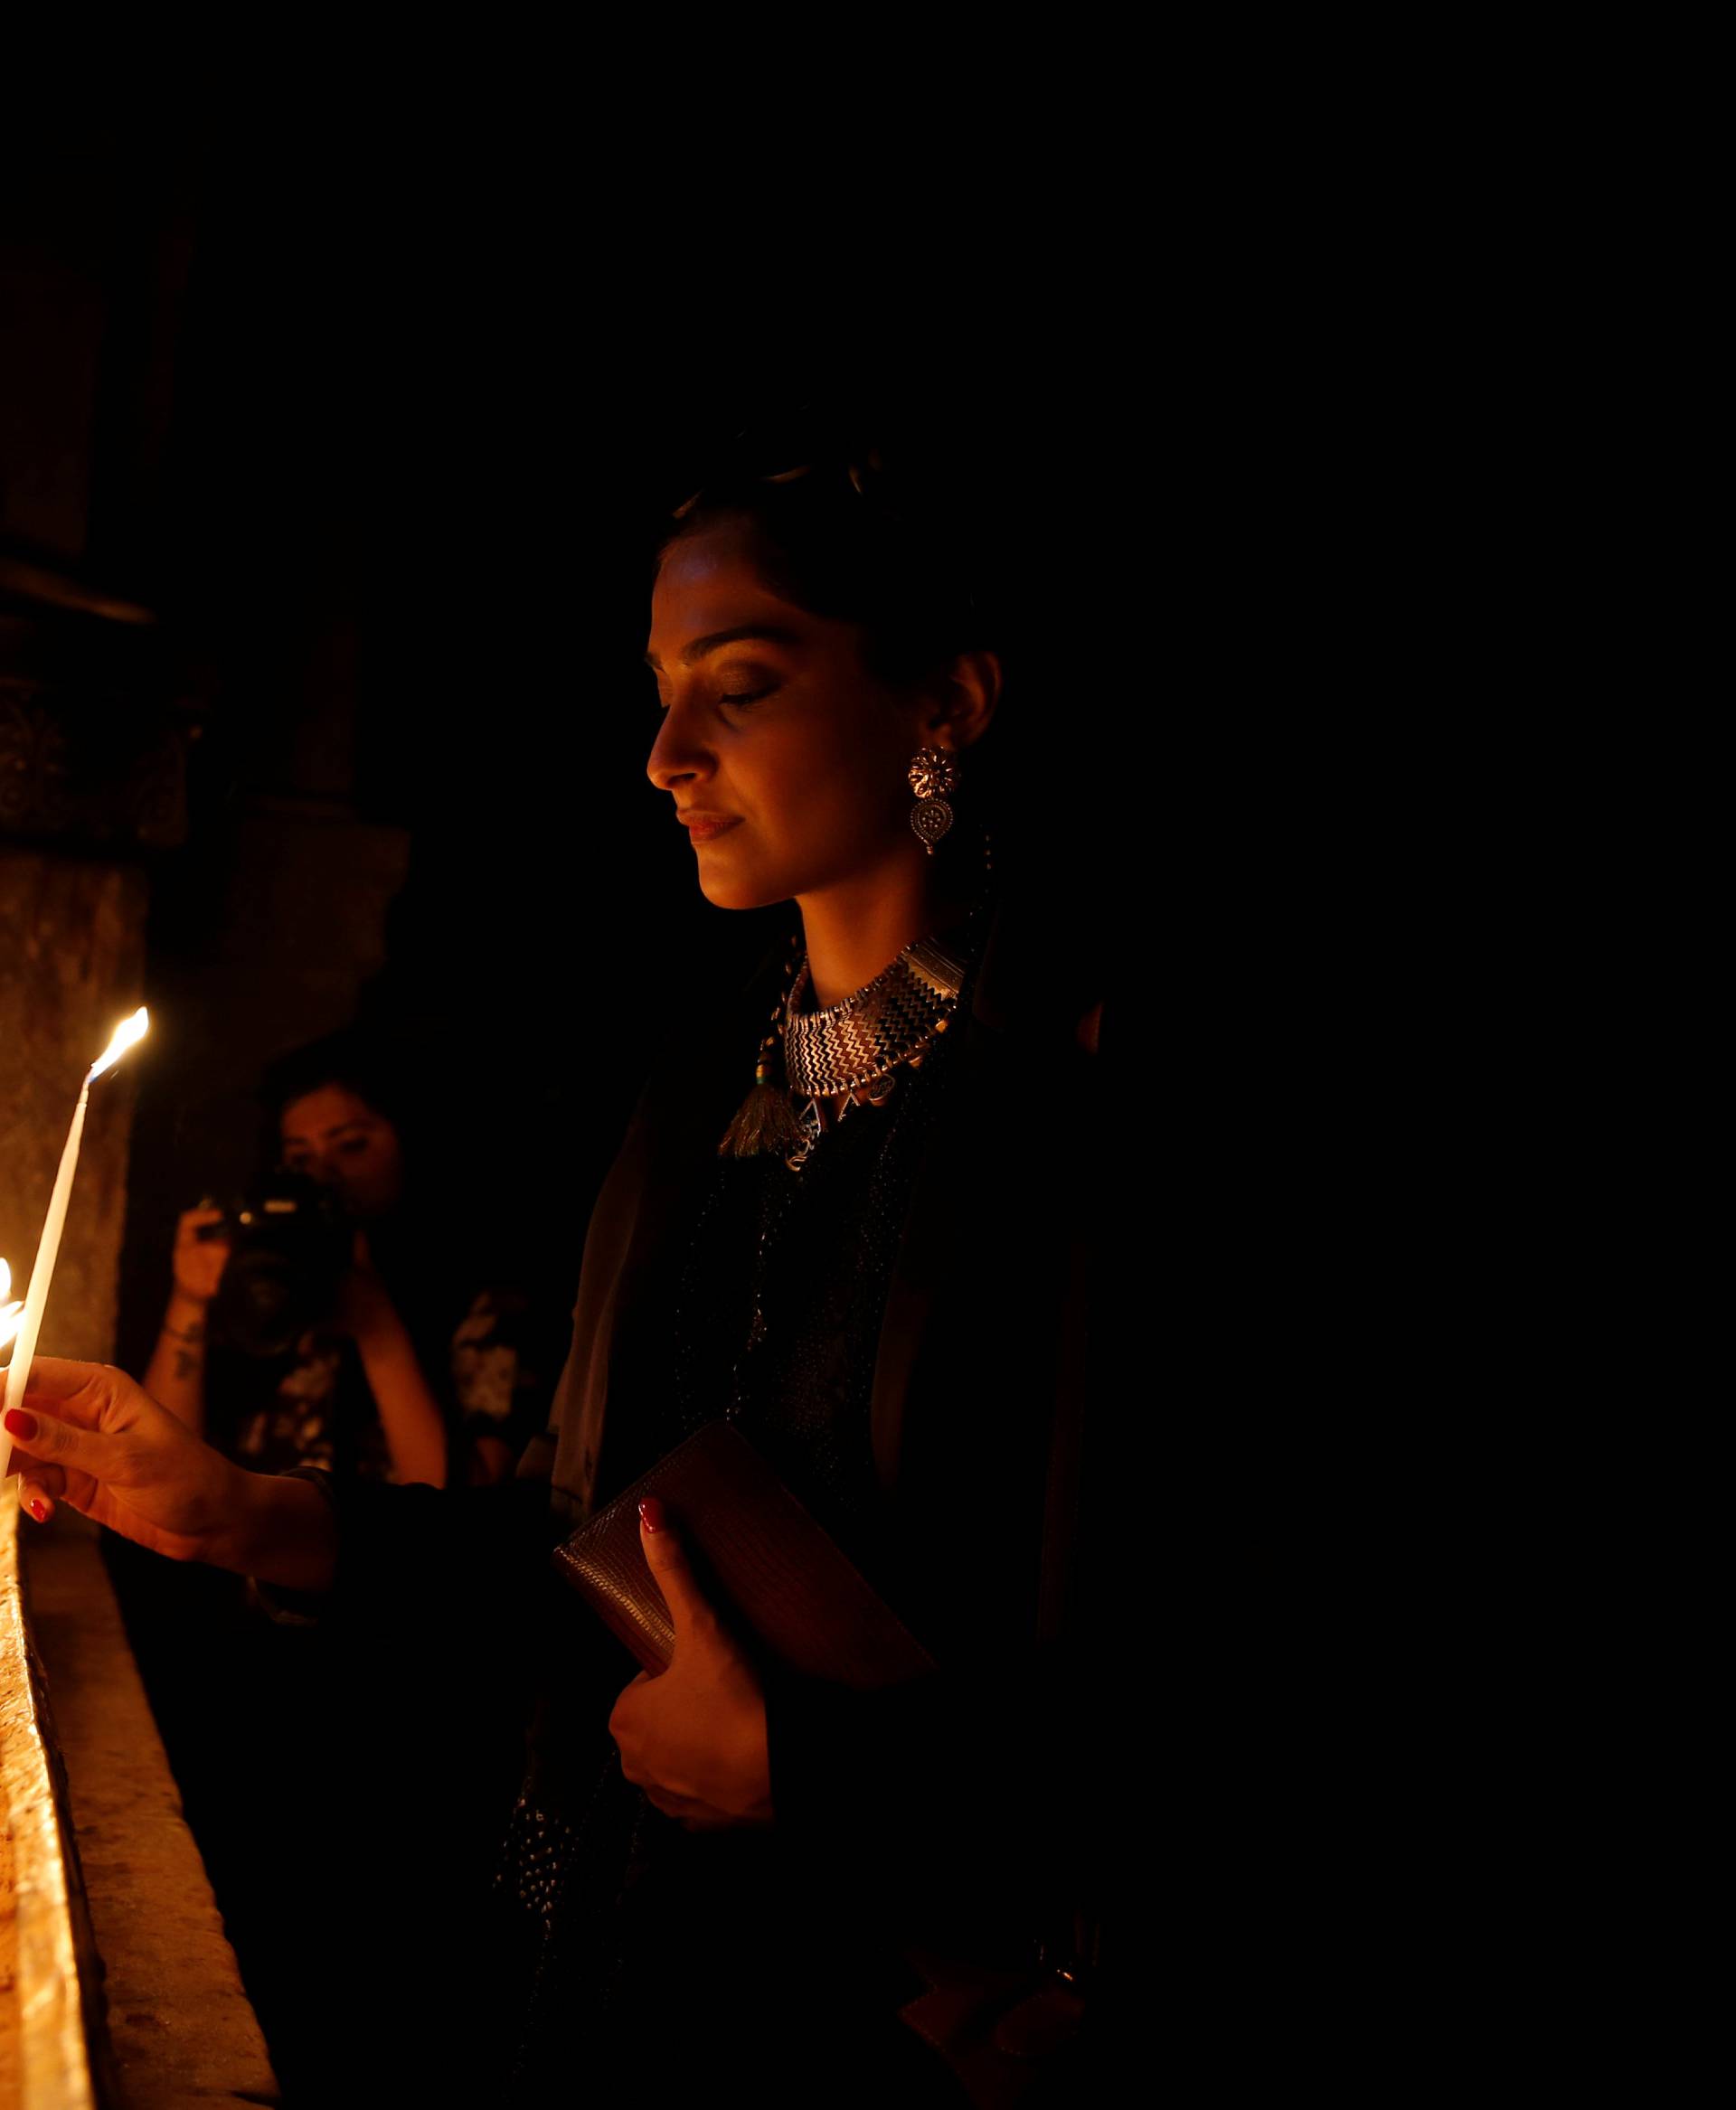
[646,700,712,793]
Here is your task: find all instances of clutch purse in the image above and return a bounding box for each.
[551,1419,935,1690]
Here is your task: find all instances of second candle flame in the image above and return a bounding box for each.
[1,1259,20,1352]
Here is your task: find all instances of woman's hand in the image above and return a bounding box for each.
[334,1229,394,1345]
[169,1206,230,1306]
[4,1356,314,1578]
[8,1357,337,1589]
[608,1500,773,1830]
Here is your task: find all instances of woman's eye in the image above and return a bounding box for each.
[338,1138,369,1158]
[720,685,776,708]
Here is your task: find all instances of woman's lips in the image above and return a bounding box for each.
[680,814,742,844]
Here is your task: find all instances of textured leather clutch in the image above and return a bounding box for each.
[551,1419,935,1689]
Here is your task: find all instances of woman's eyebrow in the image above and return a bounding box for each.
[644,624,802,673]
[283,1121,373,1149]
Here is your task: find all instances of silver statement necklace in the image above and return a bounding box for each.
[717,836,992,1171]
[719,932,969,1170]
[783,935,967,1100]
[778,936,966,1169]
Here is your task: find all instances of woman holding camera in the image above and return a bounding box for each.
[10,442,1102,2105]
[130,1041,563,2098]
[145,1047,552,1490]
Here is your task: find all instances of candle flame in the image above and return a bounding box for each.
[1,1260,19,1352]
[89,1004,150,1082]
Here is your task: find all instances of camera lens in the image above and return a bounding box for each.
[211,1173,351,1358]
[218,1248,310,1360]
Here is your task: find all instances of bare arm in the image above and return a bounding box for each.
[341,1240,448,1488]
[141,1209,231,1436]
[142,1289,213,1434]
[350,1305,448,1487]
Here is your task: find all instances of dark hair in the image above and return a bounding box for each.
[656,443,997,690]
[259,1027,404,1142]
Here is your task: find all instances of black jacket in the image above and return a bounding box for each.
[322,884,1105,1959]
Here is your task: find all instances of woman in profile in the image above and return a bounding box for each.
[11,436,1104,2106]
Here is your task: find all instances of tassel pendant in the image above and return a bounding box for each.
[720,947,809,1159]
[719,1073,812,1159]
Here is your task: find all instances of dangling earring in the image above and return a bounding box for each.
[908,746,960,854]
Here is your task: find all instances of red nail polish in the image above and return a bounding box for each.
[26,1499,46,1523]
[5,1408,36,1441]
[638,1498,665,1533]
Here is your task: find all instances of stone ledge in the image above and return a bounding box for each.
[1,1476,102,2109]
[13,1501,278,2108]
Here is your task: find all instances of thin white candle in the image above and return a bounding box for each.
[3,1007,149,1481]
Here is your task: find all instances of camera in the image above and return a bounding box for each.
[196,1173,353,1358]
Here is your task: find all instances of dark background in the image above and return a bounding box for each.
[2,131,1121,1369]
[2,130,1146,2099]
[0,126,1146,2097]
[4,115,1455,2095]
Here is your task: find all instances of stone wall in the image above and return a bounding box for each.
[0,849,148,1362]
[112,804,411,1370]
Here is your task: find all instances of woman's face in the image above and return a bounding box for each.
[278,1085,405,1218]
[646,523,932,910]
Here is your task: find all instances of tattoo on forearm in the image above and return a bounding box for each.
[172,1349,200,1380]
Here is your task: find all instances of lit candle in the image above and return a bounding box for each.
[1,1260,24,1503]
[2,1007,149,1480]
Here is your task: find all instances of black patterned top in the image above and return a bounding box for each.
[210,1279,556,1484]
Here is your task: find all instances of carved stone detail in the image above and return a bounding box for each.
[0,690,72,834]
[0,679,190,853]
